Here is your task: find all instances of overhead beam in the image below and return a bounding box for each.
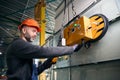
[47,3,57,9]
[46,8,56,15]
[46,0,56,3]
[0,14,20,24]
[0,27,14,38]
[5,6,34,16]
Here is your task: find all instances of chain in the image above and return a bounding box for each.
[71,0,76,17]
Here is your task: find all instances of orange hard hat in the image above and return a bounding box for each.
[18,18,40,32]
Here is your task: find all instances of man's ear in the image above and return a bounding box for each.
[22,27,26,34]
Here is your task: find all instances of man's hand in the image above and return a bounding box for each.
[51,57,58,64]
[72,44,83,52]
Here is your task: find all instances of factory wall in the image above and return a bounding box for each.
[53,60,120,80]
[52,0,120,80]
[55,0,120,31]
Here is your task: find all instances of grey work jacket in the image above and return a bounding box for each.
[6,38,74,80]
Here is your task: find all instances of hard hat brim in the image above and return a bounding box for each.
[18,24,41,32]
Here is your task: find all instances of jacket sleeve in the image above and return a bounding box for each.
[12,39,74,59]
[37,58,53,74]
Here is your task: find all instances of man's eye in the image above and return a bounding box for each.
[33,30,36,32]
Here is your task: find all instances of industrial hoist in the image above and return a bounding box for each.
[52,14,109,62]
[63,14,109,48]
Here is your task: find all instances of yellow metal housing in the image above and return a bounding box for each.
[64,14,108,46]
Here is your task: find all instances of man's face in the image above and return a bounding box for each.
[22,26,38,42]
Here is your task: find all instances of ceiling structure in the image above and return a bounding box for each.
[0,0,64,68]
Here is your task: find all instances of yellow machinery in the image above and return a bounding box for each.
[64,14,109,47]
[34,0,46,46]
[34,0,47,80]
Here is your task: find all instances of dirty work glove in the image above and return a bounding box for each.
[72,44,83,52]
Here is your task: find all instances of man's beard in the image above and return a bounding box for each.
[24,32,34,42]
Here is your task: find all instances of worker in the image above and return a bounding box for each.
[6,18,83,80]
